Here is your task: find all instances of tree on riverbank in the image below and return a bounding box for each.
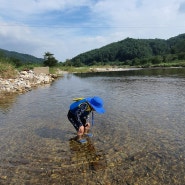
[43,52,58,67]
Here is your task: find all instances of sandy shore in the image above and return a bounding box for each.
[89,67,142,72]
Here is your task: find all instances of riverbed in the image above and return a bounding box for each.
[0,68,185,185]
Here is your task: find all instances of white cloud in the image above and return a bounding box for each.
[179,2,185,13]
[0,0,185,61]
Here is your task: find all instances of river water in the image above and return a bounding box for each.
[0,68,185,185]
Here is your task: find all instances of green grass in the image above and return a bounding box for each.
[151,60,185,67]
[0,59,17,79]
[57,65,118,73]
[56,66,90,73]
[0,58,184,79]
[16,63,43,71]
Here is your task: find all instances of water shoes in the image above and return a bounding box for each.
[78,139,87,144]
[85,133,93,137]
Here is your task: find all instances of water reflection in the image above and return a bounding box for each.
[69,137,107,172]
[75,67,185,78]
[0,92,18,112]
[0,68,185,184]
[35,127,68,140]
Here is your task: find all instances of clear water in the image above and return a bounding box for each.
[0,68,185,185]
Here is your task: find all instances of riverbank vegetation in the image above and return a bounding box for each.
[70,33,185,67]
[0,33,185,78]
[0,58,18,78]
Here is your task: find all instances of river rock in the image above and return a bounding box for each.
[0,70,57,94]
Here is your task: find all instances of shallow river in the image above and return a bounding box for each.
[0,68,185,185]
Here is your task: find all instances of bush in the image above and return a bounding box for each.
[0,59,17,78]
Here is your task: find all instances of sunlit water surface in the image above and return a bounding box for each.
[0,68,185,185]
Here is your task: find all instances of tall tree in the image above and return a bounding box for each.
[43,52,58,67]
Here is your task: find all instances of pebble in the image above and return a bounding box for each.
[0,70,58,94]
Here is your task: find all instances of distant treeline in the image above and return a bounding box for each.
[68,33,185,67]
[1,33,185,69]
[0,49,43,66]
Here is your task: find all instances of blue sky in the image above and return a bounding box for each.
[0,0,185,61]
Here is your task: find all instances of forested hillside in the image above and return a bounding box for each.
[0,49,43,63]
[70,33,185,67]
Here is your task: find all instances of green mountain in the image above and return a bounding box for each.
[0,48,43,63]
[71,33,185,66]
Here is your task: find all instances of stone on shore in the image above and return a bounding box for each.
[0,70,57,94]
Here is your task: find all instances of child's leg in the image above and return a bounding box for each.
[84,122,93,137]
[84,122,90,134]
[77,125,85,140]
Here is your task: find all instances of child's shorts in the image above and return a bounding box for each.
[67,110,86,131]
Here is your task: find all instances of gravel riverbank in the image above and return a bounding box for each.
[0,70,58,95]
[0,67,140,95]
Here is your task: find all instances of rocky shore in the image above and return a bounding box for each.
[90,67,141,72]
[0,67,141,95]
[0,70,58,94]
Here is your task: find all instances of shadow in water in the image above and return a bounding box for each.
[69,136,107,171]
[0,92,18,112]
[35,127,68,140]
